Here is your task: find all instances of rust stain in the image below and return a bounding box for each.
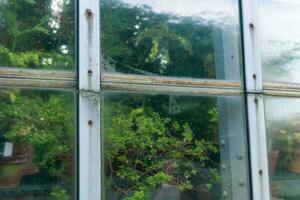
[102,73,242,88]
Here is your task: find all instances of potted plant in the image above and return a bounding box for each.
[278,131,300,173]
[0,92,75,198]
[270,119,300,174]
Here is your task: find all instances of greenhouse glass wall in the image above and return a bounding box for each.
[0,0,298,199]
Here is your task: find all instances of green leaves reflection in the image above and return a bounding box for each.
[0,90,75,199]
[101,0,216,78]
[0,0,75,69]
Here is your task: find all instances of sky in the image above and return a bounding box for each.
[120,0,239,27]
[260,0,300,83]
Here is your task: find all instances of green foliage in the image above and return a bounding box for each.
[0,46,74,68]
[51,185,70,200]
[0,0,74,198]
[0,0,75,69]
[0,91,75,199]
[0,92,75,177]
[105,105,220,199]
[101,0,216,77]
[25,0,37,5]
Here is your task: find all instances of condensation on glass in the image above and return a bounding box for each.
[0,0,75,70]
[100,0,243,81]
[0,89,76,199]
[265,96,300,199]
[259,0,300,84]
[101,92,249,200]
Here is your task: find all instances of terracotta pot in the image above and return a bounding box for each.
[288,145,300,173]
[0,164,23,188]
[58,153,74,177]
[269,150,279,175]
[0,142,38,188]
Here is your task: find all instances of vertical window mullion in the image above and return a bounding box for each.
[242,0,263,92]
[242,0,270,199]
[79,0,101,199]
[247,94,270,200]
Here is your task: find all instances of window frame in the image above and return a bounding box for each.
[97,0,250,199]
[0,0,299,199]
[241,0,271,199]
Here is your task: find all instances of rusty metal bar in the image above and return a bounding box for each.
[102,73,242,89]
[0,67,76,81]
[0,77,76,88]
[261,82,300,97]
[101,82,243,96]
[263,90,300,98]
[264,82,300,92]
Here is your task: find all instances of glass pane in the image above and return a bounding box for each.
[0,89,76,199]
[260,0,300,83]
[0,0,75,70]
[101,0,243,81]
[102,92,249,199]
[265,96,300,199]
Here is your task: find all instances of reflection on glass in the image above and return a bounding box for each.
[265,97,300,199]
[0,0,75,69]
[101,0,242,80]
[0,89,76,199]
[260,0,300,83]
[102,92,249,199]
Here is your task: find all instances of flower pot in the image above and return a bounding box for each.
[58,154,74,184]
[288,145,300,173]
[269,150,279,175]
[0,142,38,188]
[0,164,23,188]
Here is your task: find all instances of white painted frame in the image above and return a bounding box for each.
[76,0,300,199]
[0,1,298,198]
[241,0,271,200]
[247,95,271,200]
[242,0,263,92]
[79,0,101,199]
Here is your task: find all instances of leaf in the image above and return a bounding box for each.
[170,34,194,55]
[1,9,20,38]
[25,0,36,5]
[8,92,16,103]
[2,91,16,102]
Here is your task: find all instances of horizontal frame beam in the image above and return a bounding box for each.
[264,82,300,92]
[263,90,300,98]
[101,82,243,96]
[0,68,77,88]
[103,73,242,89]
[2,69,300,97]
[0,77,76,88]
[0,67,76,81]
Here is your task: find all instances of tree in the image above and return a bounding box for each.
[101,0,216,78]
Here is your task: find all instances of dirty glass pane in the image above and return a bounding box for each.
[265,96,300,200]
[102,92,249,200]
[101,0,243,81]
[0,0,75,70]
[260,0,300,83]
[0,89,76,199]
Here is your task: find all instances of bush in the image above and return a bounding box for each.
[105,106,220,199]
